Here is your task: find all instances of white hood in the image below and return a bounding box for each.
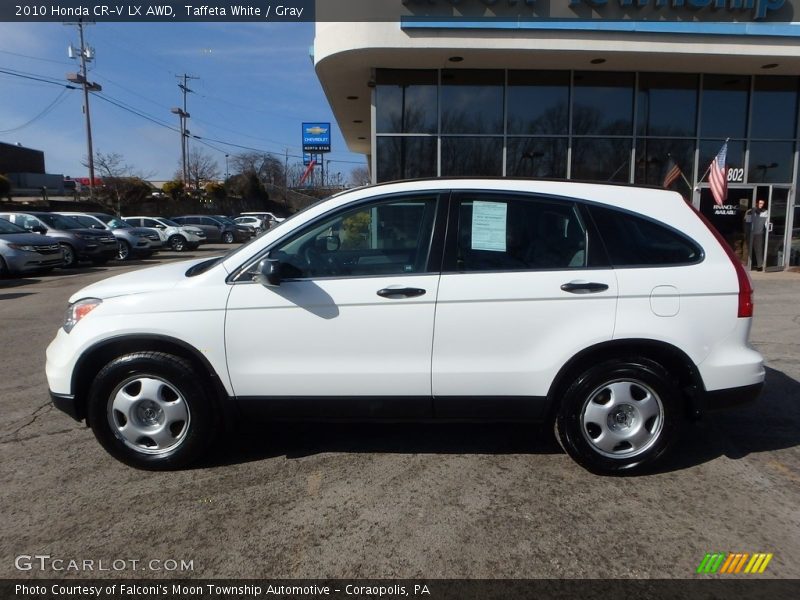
[69,257,223,302]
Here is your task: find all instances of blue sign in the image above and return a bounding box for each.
[302,122,331,153]
[303,153,313,166]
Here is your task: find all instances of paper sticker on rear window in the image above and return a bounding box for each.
[471,201,507,252]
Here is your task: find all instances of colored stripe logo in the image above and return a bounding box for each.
[697,553,773,574]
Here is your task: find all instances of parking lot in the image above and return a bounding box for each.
[1,247,799,579]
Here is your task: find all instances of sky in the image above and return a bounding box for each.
[0,21,366,182]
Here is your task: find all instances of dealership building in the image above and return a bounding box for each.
[314,0,800,270]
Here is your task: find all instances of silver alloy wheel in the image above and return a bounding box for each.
[222,231,234,244]
[580,378,664,459]
[61,244,75,267]
[117,240,130,261]
[170,235,186,251]
[107,375,191,455]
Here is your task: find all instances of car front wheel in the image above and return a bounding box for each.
[222,231,234,244]
[169,234,187,252]
[117,240,131,261]
[555,358,682,475]
[87,352,216,470]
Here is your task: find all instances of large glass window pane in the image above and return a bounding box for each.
[441,137,503,176]
[441,70,503,134]
[507,71,569,135]
[455,197,587,271]
[506,138,568,178]
[571,138,632,182]
[376,70,437,134]
[701,75,749,139]
[376,137,437,182]
[573,72,634,135]
[270,197,438,278]
[748,141,795,183]
[637,73,698,137]
[634,138,695,190]
[751,77,799,139]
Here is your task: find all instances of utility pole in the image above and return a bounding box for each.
[171,74,198,185]
[66,19,101,201]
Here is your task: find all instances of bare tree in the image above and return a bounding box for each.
[185,148,221,191]
[230,152,285,187]
[87,152,154,212]
[349,166,371,187]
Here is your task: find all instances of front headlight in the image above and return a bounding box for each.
[8,243,36,252]
[63,298,102,333]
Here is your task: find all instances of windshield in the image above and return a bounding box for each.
[38,213,85,230]
[106,217,132,229]
[160,218,179,227]
[0,218,26,234]
[70,215,102,228]
[215,216,237,226]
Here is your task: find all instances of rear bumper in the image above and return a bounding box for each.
[50,391,83,422]
[698,382,764,412]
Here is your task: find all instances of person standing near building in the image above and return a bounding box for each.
[745,198,769,271]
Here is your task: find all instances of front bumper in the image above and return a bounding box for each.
[4,250,64,273]
[50,391,82,422]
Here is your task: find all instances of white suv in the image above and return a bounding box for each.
[123,216,206,252]
[46,180,764,474]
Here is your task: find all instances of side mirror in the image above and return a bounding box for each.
[30,225,47,234]
[92,224,105,229]
[156,224,166,229]
[254,258,282,287]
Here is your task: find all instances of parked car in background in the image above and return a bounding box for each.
[172,215,250,244]
[57,212,162,261]
[123,216,206,252]
[234,216,266,236]
[0,211,117,267]
[213,215,254,240]
[46,179,763,473]
[0,217,65,277]
[240,211,285,226]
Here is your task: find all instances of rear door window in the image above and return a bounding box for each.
[447,194,589,271]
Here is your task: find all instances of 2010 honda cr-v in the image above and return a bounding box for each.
[46,179,764,474]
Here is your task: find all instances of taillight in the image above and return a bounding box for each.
[693,207,753,318]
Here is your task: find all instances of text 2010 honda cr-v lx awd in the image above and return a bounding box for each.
[46,180,764,474]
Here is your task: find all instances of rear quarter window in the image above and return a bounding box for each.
[588,204,703,267]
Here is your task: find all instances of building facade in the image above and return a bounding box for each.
[314,0,800,270]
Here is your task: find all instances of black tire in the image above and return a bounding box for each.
[169,234,187,252]
[60,243,77,268]
[117,240,131,261]
[87,352,217,470]
[555,358,682,475]
[222,231,234,244]
[0,256,10,278]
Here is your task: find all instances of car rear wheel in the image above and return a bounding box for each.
[87,352,216,470]
[60,244,77,268]
[222,231,234,244]
[117,240,131,261]
[555,358,682,475]
[169,234,187,252]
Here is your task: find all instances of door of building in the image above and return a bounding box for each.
[762,186,791,272]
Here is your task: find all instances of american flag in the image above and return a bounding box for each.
[709,142,728,206]
[662,156,682,189]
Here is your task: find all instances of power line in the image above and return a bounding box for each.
[0,49,72,66]
[0,68,76,88]
[0,88,71,134]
